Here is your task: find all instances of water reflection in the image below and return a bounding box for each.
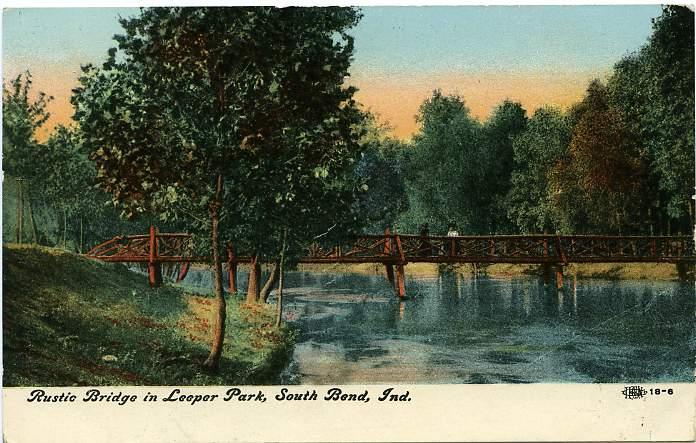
[180,267,695,384]
[276,271,695,384]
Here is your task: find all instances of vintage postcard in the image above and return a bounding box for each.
[2,2,695,442]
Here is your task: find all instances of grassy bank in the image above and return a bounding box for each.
[298,261,682,280]
[3,245,294,386]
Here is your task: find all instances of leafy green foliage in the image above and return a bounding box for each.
[73,7,366,260]
[41,127,158,249]
[352,114,409,233]
[482,100,528,233]
[2,72,52,181]
[506,107,572,233]
[389,7,693,236]
[609,5,694,231]
[2,73,154,249]
[401,90,487,233]
[354,139,409,233]
[550,80,647,234]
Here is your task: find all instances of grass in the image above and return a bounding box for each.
[298,261,682,280]
[3,244,295,386]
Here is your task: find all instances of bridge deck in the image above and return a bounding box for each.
[85,232,696,264]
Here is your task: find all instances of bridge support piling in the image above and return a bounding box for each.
[555,265,564,290]
[543,264,551,285]
[395,264,406,298]
[176,262,190,283]
[383,227,398,292]
[148,263,162,288]
[542,235,551,285]
[148,225,162,288]
[385,264,395,289]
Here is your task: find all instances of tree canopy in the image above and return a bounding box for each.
[72,6,366,369]
[609,5,694,231]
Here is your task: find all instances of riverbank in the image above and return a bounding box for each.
[3,244,294,386]
[297,261,684,280]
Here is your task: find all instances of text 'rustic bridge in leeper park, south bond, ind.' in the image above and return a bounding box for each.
[84,226,696,298]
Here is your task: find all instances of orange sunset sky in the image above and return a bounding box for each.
[3,6,662,140]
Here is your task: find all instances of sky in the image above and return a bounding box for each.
[2,5,663,139]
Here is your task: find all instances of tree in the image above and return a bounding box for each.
[401,90,486,234]
[550,80,647,234]
[506,107,572,233]
[73,7,363,369]
[481,100,528,233]
[354,117,409,233]
[242,109,367,304]
[608,6,694,234]
[42,126,88,248]
[40,126,158,252]
[3,72,52,244]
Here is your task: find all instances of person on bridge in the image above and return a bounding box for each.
[447,223,459,237]
[446,223,459,255]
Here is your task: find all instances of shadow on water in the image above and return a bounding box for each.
[183,267,696,384]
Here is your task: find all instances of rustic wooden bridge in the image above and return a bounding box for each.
[85,226,696,297]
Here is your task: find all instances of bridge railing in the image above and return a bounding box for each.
[394,234,696,263]
[86,230,696,264]
[304,234,696,263]
[306,234,562,263]
[85,231,197,262]
[557,235,695,262]
[396,234,557,263]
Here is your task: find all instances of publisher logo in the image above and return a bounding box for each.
[621,386,647,400]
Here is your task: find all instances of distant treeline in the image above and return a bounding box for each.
[3,5,694,256]
[361,6,694,236]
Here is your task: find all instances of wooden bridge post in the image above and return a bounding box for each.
[394,234,407,298]
[385,266,396,288]
[383,227,395,289]
[555,265,564,290]
[542,235,550,285]
[148,225,162,288]
[395,264,406,298]
[227,241,238,293]
[176,263,190,283]
[554,236,566,290]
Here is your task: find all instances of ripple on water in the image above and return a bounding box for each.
[188,268,696,384]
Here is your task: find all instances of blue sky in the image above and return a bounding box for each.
[356,6,661,73]
[3,5,664,138]
[4,6,661,71]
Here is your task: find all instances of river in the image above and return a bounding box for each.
[182,268,696,384]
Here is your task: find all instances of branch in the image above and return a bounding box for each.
[314,223,337,240]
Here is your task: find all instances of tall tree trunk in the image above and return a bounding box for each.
[246,256,261,303]
[203,174,226,371]
[275,228,288,328]
[63,208,67,249]
[79,218,83,253]
[15,179,21,243]
[28,196,38,245]
[259,261,280,303]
